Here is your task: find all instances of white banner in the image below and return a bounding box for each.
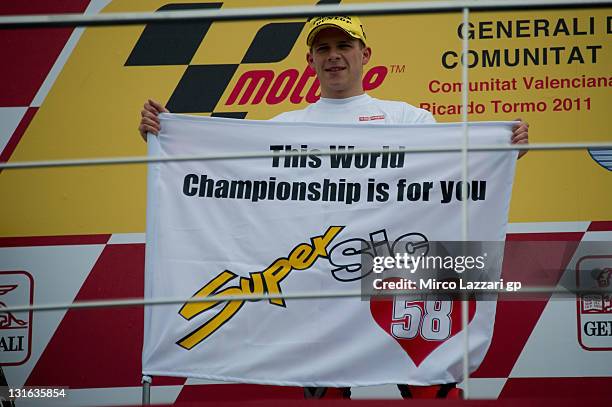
[143,114,517,386]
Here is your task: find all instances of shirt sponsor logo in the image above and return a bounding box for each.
[359,115,386,121]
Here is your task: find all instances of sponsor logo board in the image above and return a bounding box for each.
[0,271,33,366]
[576,256,612,351]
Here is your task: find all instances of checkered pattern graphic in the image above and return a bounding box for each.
[123,0,340,116]
[124,3,307,116]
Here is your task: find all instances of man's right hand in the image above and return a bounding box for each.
[139,99,169,141]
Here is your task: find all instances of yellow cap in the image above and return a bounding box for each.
[306,16,367,47]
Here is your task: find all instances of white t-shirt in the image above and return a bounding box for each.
[272,93,435,125]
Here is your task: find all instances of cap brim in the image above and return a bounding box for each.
[307,24,363,47]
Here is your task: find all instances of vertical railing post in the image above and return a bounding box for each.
[460,6,471,400]
[142,375,152,405]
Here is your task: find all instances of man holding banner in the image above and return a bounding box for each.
[139,16,529,400]
[139,16,529,152]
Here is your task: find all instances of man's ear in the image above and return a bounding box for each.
[306,52,315,69]
[362,46,372,65]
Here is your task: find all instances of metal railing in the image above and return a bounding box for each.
[1,0,610,403]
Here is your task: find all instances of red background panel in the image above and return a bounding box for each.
[0,0,90,106]
[24,243,184,388]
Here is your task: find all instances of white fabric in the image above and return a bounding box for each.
[272,93,435,124]
[143,114,517,386]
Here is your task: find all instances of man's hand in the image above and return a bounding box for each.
[512,118,529,159]
[139,99,169,142]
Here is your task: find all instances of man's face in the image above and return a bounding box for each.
[307,28,372,98]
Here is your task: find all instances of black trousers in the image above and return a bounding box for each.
[303,383,458,399]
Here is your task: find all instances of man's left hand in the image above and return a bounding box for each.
[512,118,529,159]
